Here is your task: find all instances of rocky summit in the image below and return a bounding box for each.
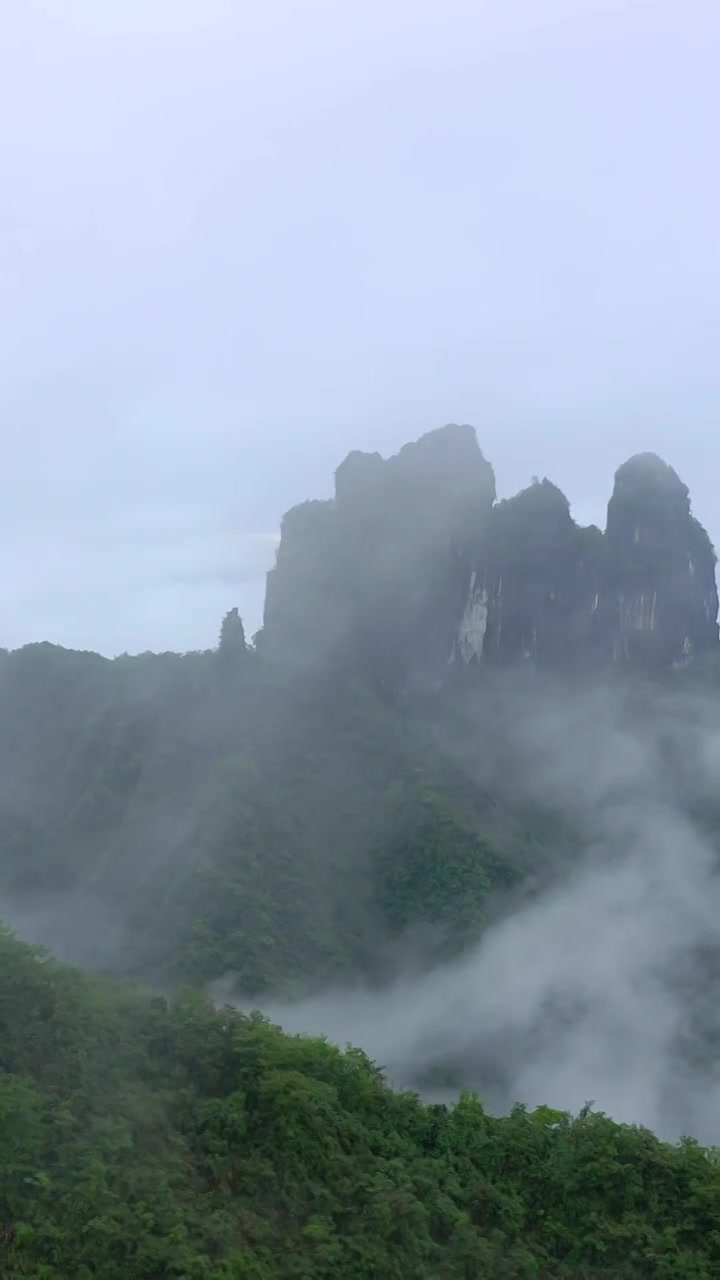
[262,424,719,687]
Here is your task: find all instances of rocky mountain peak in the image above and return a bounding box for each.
[261,427,718,686]
[603,453,717,667]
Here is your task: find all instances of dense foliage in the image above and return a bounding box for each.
[4,425,720,1277]
[0,643,556,993]
[1,926,720,1279]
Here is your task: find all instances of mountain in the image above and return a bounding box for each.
[3,425,720,1275]
[263,425,719,684]
[0,424,717,1002]
[3,924,720,1279]
[263,423,497,689]
[6,925,720,1280]
[0,640,546,989]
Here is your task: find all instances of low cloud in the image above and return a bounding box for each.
[254,679,720,1144]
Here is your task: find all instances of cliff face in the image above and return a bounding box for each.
[262,427,718,686]
[263,424,496,687]
[458,480,605,669]
[601,453,718,668]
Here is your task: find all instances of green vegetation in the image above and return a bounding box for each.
[2,634,718,1277]
[4,427,720,1276]
[374,785,521,954]
[2,926,720,1279]
[0,644,551,994]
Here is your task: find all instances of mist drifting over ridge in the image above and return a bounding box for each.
[3,423,720,1150]
[254,675,720,1143]
[6,4,720,1269]
[237,425,720,1144]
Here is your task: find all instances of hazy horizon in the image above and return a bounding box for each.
[3,0,719,655]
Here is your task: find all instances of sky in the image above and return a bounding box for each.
[2,0,719,655]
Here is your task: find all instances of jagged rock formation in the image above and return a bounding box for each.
[263,424,496,687]
[458,480,606,669]
[217,607,247,660]
[262,427,718,686]
[601,453,718,668]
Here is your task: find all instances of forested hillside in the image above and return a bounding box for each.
[3,926,720,1280]
[4,428,716,1001]
[0,637,567,994]
[3,425,720,1276]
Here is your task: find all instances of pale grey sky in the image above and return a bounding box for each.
[2,0,719,654]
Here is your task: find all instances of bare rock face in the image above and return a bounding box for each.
[261,427,718,687]
[600,453,718,668]
[458,480,605,669]
[262,499,341,668]
[263,424,497,687]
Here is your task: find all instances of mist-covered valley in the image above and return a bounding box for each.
[4,427,720,1148]
[5,425,720,1277]
[259,675,720,1144]
[7,2,720,1270]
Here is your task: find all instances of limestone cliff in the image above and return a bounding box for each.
[261,427,718,685]
[457,480,605,669]
[263,424,496,687]
[601,453,718,668]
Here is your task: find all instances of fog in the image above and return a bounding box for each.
[257,678,720,1143]
[4,0,720,1158]
[4,525,720,1148]
[3,0,720,653]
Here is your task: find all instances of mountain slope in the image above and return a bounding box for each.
[2,426,716,995]
[0,641,557,992]
[2,926,720,1280]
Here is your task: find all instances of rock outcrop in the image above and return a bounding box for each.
[459,480,605,669]
[263,424,496,687]
[217,607,247,662]
[261,427,718,686]
[600,453,718,668]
